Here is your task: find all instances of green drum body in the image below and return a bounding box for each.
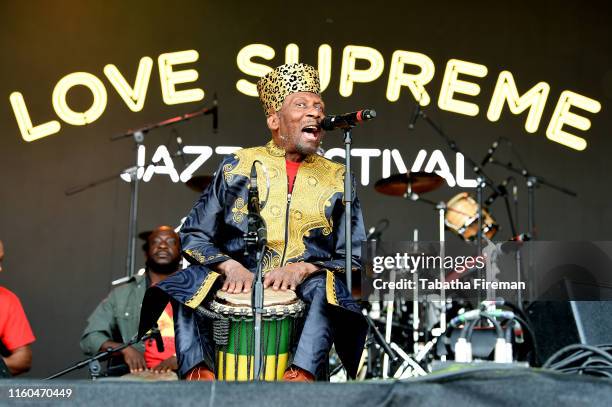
[208,289,304,381]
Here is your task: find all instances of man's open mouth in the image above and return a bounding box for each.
[302,124,321,140]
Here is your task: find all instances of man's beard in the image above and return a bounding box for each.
[146,257,180,275]
[295,139,319,155]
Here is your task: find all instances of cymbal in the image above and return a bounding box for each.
[374,172,445,197]
[185,175,213,193]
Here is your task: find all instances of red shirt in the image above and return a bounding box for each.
[286,159,301,193]
[0,286,35,352]
[143,302,176,369]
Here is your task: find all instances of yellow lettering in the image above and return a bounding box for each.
[9,92,61,142]
[158,50,204,105]
[236,44,275,97]
[438,59,488,116]
[52,72,107,125]
[546,90,601,151]
[285,43,299,64]
[339,45,384,97]
[386,50,435,105]
[487,71,549,133]
[104,57,153,112]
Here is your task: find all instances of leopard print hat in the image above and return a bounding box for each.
[256,63,321,115]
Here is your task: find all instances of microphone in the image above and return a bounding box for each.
[320,109,376,131]
[246,161,267,250]
[408,103,421,129]
[248,161,261,214]
[480,139,500,167]
[484,176,512,206]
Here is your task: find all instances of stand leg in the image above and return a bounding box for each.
[343,129,353,292]
[476,178,485,306]
[438,206,446,335]
[126,131,144,278]
[527,177,537,301]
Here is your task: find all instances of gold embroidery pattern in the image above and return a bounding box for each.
[284,156,344,262]
[223,163,235,182]
[225,142,287,272]
[231,197,248,223]
[224,140,344,272]
[185,272,220,308]
[262,249,282,273]
[185,249,226,264]
[326,270,339,306]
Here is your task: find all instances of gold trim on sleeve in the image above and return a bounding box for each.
[326,269,339,306]
[185,271,220,309]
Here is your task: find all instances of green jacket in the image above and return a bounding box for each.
[80,275,147,356]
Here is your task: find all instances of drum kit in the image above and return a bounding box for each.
[374,172,498,242]
[351,171,502,380]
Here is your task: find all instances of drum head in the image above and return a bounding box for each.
[216,288,297,307]
[210,288,304,318]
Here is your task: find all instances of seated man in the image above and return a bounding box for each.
[139,63,368,381]
[0,239,35,377]
[80,226,180,375]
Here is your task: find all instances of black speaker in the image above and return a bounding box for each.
[527,300,612,363]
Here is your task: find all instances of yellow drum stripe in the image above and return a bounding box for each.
[217,352,289,381]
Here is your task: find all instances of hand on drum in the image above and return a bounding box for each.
[216,259,254,293]
[263,262,318,291]
[121,346,147,373]
[151,356,178,373]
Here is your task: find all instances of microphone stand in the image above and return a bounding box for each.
[245,213,267,381]
[65,103,217,278]
[111,104,217,278]
[343,127,354,291]
[45,328,160,380]
[244,161,268,381]
[488,157,577,300]
[412,107,500,308]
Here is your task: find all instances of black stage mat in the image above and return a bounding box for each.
[1,367,612,407]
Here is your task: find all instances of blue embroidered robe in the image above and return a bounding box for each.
[139,140,367,378]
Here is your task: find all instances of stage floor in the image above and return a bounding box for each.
[2,367,612,406]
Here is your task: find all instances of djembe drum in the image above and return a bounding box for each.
[205,288,305,381]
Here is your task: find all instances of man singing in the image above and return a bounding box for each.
[139,63,367,381]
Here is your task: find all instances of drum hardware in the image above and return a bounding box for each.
[44,327,163,380]
[390,343,428,378]
[362,309,398,377]
[374,172,445,197]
